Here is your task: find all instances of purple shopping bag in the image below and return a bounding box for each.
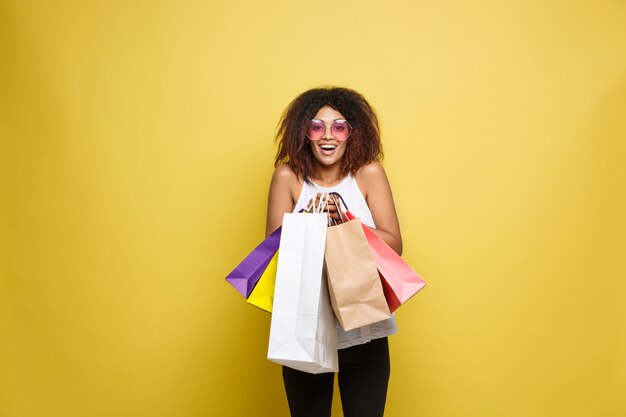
[226,226,282,298]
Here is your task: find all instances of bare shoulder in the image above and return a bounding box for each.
[272,164,300,188]
[356,160,387,180]
[354,161,389,194]
[273,163,297,180]
[270,164,302,202]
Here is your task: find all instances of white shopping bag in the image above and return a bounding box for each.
[267,211,338,374]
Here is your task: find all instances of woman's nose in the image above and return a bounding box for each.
[322,125,333,140]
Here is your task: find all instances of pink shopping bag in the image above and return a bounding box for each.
[346,211,426,313]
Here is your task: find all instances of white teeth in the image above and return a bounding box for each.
[320,145,337,150]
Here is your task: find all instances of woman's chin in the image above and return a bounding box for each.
[314,155,343,167]
[313,149,345,167]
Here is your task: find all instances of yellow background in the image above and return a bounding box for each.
[1,1,625,416]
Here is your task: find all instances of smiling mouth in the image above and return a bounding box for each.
[319,144,337,151]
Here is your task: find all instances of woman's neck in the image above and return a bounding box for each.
[310,165,345,187]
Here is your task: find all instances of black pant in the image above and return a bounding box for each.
[282,337,391,417]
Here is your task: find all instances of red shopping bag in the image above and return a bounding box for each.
[346,211,426,313]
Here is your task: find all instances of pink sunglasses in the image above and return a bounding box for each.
[306,119,353,141]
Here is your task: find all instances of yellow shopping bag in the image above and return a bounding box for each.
[247,250,278,313]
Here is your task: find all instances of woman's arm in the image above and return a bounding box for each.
[356,161,403,255]
[266,165,298,237]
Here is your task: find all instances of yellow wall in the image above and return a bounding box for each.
[1,1,625,416]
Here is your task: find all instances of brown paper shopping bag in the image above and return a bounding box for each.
[324,217,391,331]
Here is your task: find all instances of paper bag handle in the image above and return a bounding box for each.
[329,193,349,224]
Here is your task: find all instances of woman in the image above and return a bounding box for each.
[266,86,402,417]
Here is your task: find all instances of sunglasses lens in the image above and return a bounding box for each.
[307,121,325,140]
[307,120,352,140]
[331,121,351,140]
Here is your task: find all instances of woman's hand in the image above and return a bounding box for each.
[306,193,346,223]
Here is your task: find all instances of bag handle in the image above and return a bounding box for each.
[311,192,330,214]
[329,192,352,224]
[316,193,331,227]
[304,193,349,226]
[329,192,358,222]
[329,193,348,224]
[329,192,349,212]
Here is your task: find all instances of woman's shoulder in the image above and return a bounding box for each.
[354,160,387,184]
[273,164,298,183]
[271,164,303,200]
[353,161,390,198]
[273,163,297,180]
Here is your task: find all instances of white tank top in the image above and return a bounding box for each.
[293,174,398,349]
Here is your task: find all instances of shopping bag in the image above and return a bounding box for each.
[225,226,281,298]
[325,216,391,331]
[246,250,278,313]
[346,210,426,313]
[267,209,338,374]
